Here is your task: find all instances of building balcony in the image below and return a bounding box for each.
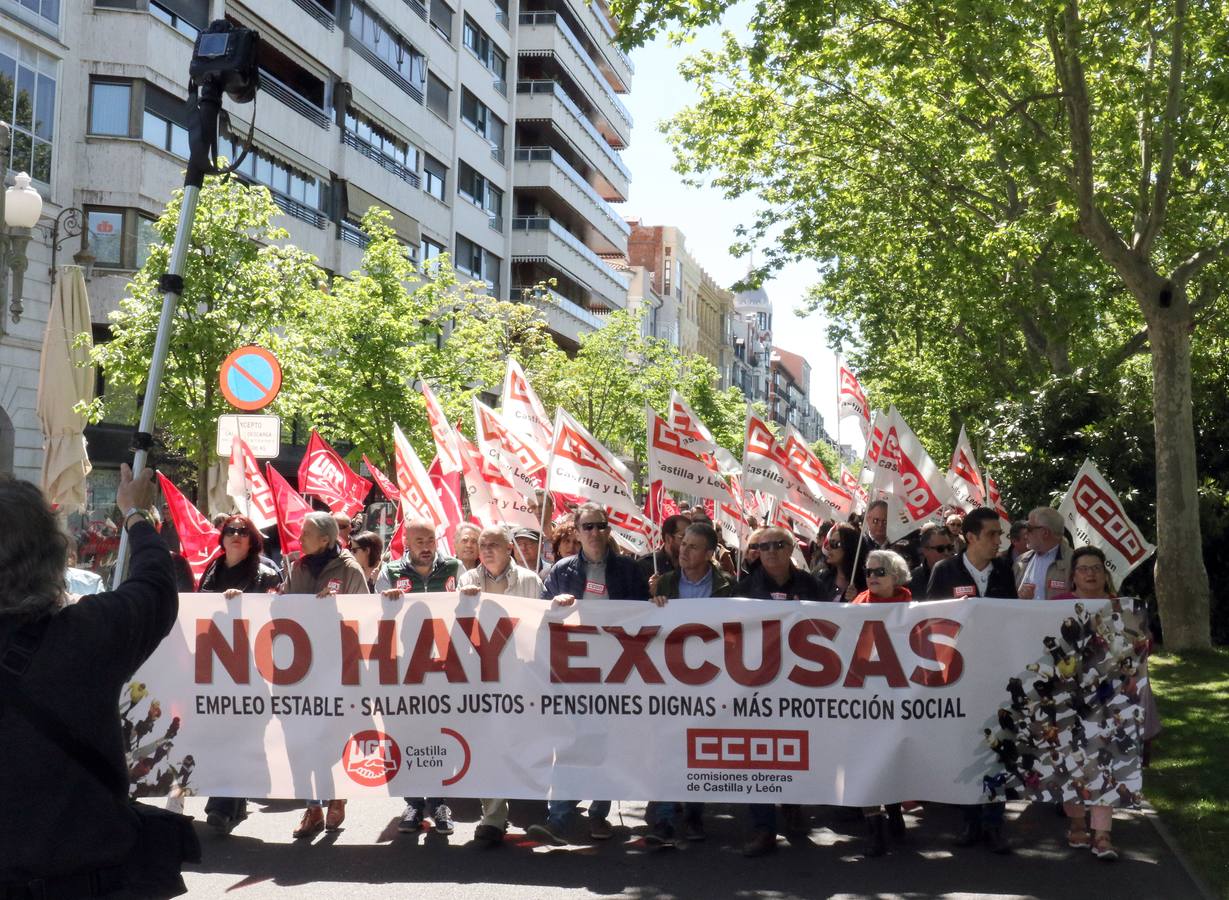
[517,284,604,345]
[511,216,629,309]
[557,0,634,92]
[517,12,632,147]
[515,80,629,200]
[513,147,629,254]
[259,70,332,130]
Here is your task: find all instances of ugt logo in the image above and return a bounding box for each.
[342,730,402,787]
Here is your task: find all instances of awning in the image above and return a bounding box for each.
[345,183,420,245]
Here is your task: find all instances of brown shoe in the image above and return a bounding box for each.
[293,806,324,839]
[325,799,347,832]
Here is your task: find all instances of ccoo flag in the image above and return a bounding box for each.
[227,435,277,530]
[1058,458,1156,581]
[646,405,735,503]
[392,424,448,534]
[501,358,552,450]
[946,425,987,511]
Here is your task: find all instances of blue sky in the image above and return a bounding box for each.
[612,4,865,453]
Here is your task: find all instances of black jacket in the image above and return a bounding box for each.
[0,521,177,881]
[909,562,934,600]
[654,563,735,599]
[541,551,650,601]
[926,552,1018,600]
[735,565,822,601]
[198,553,281,593]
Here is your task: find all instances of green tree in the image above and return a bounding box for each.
[611,0,1227,648]
[85,174,322,503]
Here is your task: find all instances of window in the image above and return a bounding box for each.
[426,72,450,119]
[463,16,507,89]
[1,36,57,183]
[221,133,326,223]
[8,0,59,27]
[86,207,159,270]
[342,108,420,184]
[457,160,503,225]
[88,81,131,136]
[423,154,447,201]
[429,0,453,42]
[149,1,201,38]
[460,88,505,162]
[421,237,445,263]
[455,233,501,293]
[142,110,189,157]
[348,2,427,99]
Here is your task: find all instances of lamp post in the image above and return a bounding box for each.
[1,121,47,324]
[46,206,95,286]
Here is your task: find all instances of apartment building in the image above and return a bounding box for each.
[769,346,825,443]
[0,0,632,487]
[730,282,772,404]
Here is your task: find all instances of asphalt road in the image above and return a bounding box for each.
[180,796,1205,899]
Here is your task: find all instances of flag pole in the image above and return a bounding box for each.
[834,352,843,470]
[535,409,559,568]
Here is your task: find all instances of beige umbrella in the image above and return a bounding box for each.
[37,266,95,511]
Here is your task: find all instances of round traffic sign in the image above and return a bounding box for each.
[219,345,282,411]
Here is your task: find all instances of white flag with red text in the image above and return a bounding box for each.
[667,389,718,455]
[946,425,987,511]
[647,406,736,503]
[606,507,661,556]
[1057,458,1155,581]
[741,407,824,519]
[421,381,464,475]
[875,406,958,542]
[861,410,887,484]
[548,408,639,517]
[501,358,552,450]
[458,437,538,530]
[986,474,1012,527]
[473,399,547,498]
[392,424,448,534]
[227,435,277,530]
[837,355,871,436]
[840,466,869,514]
[782,426,852,516]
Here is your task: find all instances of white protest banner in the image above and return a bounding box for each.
[667,389,718,455]
[128,594,1149,811]
[548,408,640,517]
[946,425,987,511]
[227,435,277,529]
[473,399,547,498]
[1058,459,1156,581]
[501,358,553,450]
[393,424,448,534]
[647,406,736,503]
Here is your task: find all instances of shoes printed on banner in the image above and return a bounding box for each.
[473,824,505,846]
[398,805,423,834]
[325,800,346,832]
[984,825,1012,855]
[683,816,706,842]
[741,830,778,858]
[432,804,455,835]
[293,806,324,840]
[1091,833,1119,861]
[206,811,237,836]
[589,817,613,840]
[527,823,567,846]
[644,822,675,850]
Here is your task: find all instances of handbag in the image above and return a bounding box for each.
[0,618,201,899]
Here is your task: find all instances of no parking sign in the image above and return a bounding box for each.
[219,345,282,411]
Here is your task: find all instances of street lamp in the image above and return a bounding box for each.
[1,121,46,324]
[46,206,95,287]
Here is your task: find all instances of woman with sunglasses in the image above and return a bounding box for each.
[813,522,867,602]
[849,548,913,855]
[198,515,280,836]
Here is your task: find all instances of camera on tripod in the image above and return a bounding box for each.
[190,20,260,103]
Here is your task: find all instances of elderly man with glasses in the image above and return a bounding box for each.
[1014,506,1073,600]
[909,522,957,600]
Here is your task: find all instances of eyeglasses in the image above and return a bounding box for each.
[749,539,789,551]
[579,522,609,532]
[222,526,248,537]
[928,543,955,553]
[1074,564,1106,574]
[866,567,888,577]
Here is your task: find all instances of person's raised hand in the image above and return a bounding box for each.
[116,463,155,514]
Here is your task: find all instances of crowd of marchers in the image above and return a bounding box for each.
[171,492,1158,864]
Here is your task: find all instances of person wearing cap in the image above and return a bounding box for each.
[512,527,549,577]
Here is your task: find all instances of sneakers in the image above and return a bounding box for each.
[432,804,455,835]
[398,805,423,834]
[589,817,613,840]
[527,822,567,846]
[1091,833,1119,861]
[644,821,675,850]
[474,823,505,846]
[1067,827,1092,849]
[325,799,346,832]
[292,806,324,839]
[683,816,707,842]
[741,830,777,858]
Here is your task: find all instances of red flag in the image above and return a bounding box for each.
[428,453,467,551]
[265,463,312,556]
[389,510,405,560]
[363,454,400,502]
[298,430,371,516]
[157,472,220,587]
[645,479,665,524]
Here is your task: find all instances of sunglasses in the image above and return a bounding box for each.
[749,539,789,551]
[222,526,248,537]
[826,541,844,550]
[928,543,954,553]
[866,567,888,577]
[579,522,609,532]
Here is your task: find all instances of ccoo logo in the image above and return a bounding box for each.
[342,730,402,786]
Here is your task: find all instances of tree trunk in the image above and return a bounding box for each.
[1146,286,1211,648]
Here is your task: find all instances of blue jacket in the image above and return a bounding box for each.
[540,550,650,601]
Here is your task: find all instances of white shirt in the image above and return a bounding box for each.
[962,554,992,596]
[65,566,105,597]
[1022,544,1060,599]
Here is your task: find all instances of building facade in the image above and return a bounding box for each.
[769,345,825,443]
[730,282,772,404]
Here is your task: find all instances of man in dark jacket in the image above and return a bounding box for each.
[540,504,650,604]
[735,526,822,603]
[909,523,956,600]
[528,503,649,846]
[1,465,178,896]
[651,522,735,603]
[925,506,1017,853]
